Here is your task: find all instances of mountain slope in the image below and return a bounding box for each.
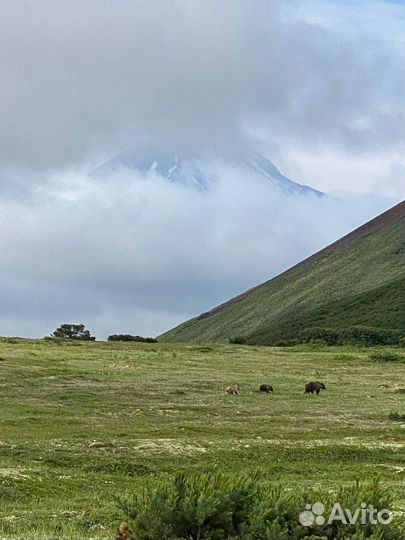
[92,148,324,197]
[159,201,405,344]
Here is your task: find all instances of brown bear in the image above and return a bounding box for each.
[226,383,240,395]
[314,381,326,390]
[259,384,274,393]
[305,381,326,394]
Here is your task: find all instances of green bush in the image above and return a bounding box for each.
[299,327,339,346]
[118,473,404,540]
[339,326,403,346]
[388,412,405,421]
[108,334,157,343]
[296,326,404,347]
[370,351,405,363]
[229,336,248,345]
[0,337,18,343]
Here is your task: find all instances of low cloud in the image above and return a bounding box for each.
[0,167,396,338]
[0,0,402,176]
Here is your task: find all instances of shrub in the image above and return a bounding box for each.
[299,327,339,346]
[370,351,405,363]
[119,472,260,540]
[340,326,403,347]
[118,472,404,540]
[107,334,157,343]
[229,336,248,345]
[197,312,210,320]
[193,347,213,353]
[0,337,18,344]
[51,324,95,340]
[388,412,405,421]
[0,484,24,502]
[296,326,404,347]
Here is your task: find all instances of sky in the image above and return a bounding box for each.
[0,0,403,339]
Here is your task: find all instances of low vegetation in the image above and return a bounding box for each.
[370,351,405,363]
[107,335,157,343]
[118,473,403,540]
[231,326,404,347]
[299,326,404,347]
[388,412,405,422]
[0,339,404,538]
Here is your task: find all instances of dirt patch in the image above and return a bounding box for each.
[53,378,131,389]
[0,467,31,479]
[133,439,208,456]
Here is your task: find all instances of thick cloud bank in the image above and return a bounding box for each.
[0,0,403,190]
[0,167,396,338]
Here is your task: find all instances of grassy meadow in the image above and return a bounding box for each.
[0,338,404,538]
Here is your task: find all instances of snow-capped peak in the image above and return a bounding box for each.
[92,147,324,197]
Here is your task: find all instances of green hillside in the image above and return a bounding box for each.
[160,201,405,345]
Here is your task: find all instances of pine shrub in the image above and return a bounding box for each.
[118,473,404,540]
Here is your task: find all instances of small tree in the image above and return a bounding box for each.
[52,324,96,340]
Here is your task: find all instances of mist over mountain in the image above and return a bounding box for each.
[92,147,324,197]
[0,154,395,339]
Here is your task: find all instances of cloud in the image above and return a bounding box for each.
[0,0,278,168]
[0,0,402,338]
[0,0,402,173]
[273,147,404,197]
[0,166,397,338]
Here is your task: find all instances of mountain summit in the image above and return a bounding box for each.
[92,148,324,197]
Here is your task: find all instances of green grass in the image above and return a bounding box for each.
[0,338,404,538]
[160,202,405,344]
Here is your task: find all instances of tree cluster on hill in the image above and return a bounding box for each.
[107,334,157,343]
[298,326,404,347]
[230,325,404,347]
[48,325,158,343]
